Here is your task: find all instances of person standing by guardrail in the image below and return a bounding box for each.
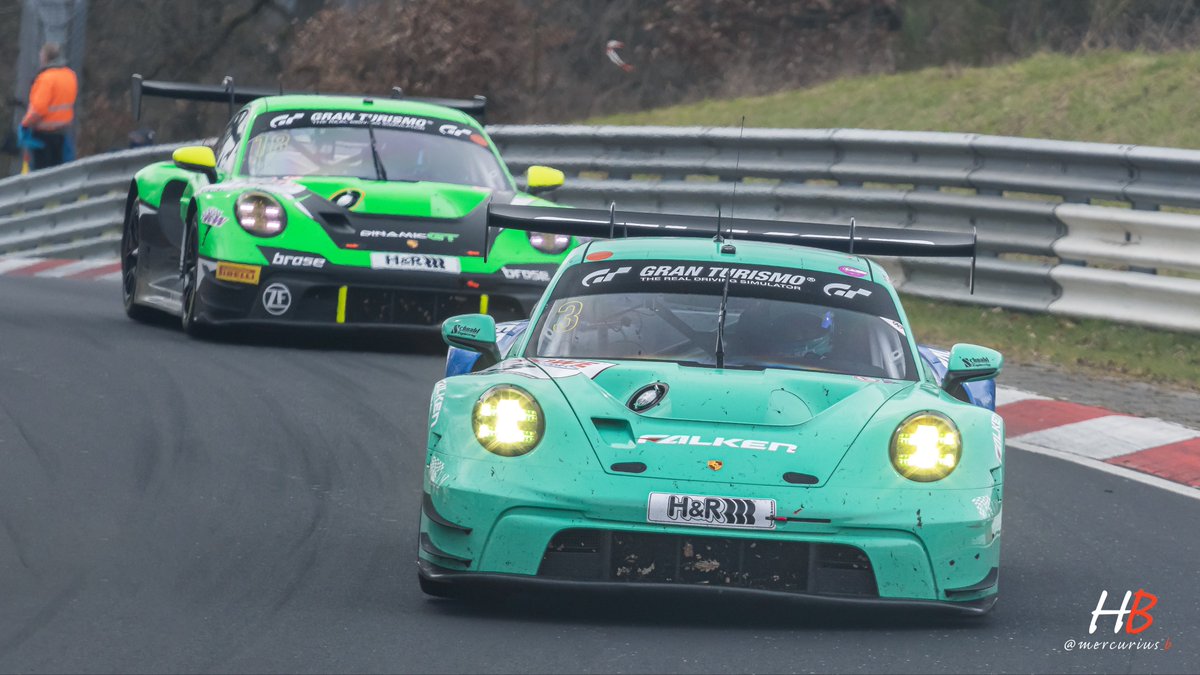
[19,42,78,171]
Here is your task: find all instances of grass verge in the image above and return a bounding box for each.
[901,295,1200,391]
[587,50,1200,149]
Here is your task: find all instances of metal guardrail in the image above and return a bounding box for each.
[0,126,1198,332]
[492,125,1200,333]
[0,143,178,259]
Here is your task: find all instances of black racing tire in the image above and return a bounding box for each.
[418,571,455,598]
[120,196,156,323]
[179,214,213,339]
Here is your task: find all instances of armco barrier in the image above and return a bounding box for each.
[1053,204,1200,273]
[0,126,1198,332]
[0,143,177,258]
[1049,266,1200,333]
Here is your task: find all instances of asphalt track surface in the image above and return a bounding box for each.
[0,276,1197,674]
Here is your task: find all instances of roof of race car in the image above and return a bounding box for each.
[572,236,890,284]
[249,94,481,127]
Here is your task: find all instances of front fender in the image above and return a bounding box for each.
[829,383,1004,490]
[426,361,596,468]
[133,161,207,211]
[189,186,325,264]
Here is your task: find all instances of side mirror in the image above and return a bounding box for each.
[942,343,1003,396]
[442,314,502,369]
[173,145,218,183]
[525,165,564,195]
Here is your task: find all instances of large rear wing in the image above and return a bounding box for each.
[487,203,978,290]
[131,74,487,122]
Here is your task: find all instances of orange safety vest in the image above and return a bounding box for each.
[22,66,78,131]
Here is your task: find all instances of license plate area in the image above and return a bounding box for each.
[369,252,461,273]
[646,492,776,530]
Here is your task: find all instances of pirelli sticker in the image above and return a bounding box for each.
[216,262,262,285]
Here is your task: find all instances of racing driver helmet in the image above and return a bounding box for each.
[729,300,835,364]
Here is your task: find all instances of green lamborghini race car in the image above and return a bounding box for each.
[419,205,1006,614]
[121,77,575,334]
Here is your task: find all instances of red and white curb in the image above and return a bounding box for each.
[0,256,121,281]
[998,387,1200,500]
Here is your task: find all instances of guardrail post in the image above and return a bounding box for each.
[1126,201,1161,274]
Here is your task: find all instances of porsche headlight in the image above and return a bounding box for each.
[528,231,571,255]
[235,192,286,236]
[473,385,544,456]
[890,412,961,482]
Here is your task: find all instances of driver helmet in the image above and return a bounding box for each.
[732,302,834,360]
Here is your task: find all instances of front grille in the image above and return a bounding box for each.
[539,529,877,597]
[344,288,524,325]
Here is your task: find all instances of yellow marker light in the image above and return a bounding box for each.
[890,412,962,482]
[472,386,544,456]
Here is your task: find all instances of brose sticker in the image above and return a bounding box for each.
[501,267,551,282]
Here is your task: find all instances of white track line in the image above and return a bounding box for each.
[995,386,1050,406]
[1011,415,1200,460]
[36,259,119,278]
[0,257,46,273]
[1008,438,1200,502]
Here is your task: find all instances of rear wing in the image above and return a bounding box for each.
[487,203,979,290]
[131,74,487,122]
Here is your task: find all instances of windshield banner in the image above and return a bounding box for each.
[249,110,486,146]
[557,259,902,320]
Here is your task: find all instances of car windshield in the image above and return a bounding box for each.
[242,111,510,190]
[528,259,916,380]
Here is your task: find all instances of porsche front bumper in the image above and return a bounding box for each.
[417,449,1003,613]
[192,257,550,328]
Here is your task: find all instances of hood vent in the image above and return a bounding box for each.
[783,472,820,485]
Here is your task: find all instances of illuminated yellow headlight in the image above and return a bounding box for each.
[472,385,544,456]
[890,412,961,482]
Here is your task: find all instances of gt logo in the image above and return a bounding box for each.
[270,113,304,129]
[823,282,872,299]
[582,266,631,287]
[438,123,473,138]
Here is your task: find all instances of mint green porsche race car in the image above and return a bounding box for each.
[419,205,1006,614]
[121,77,576,335]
